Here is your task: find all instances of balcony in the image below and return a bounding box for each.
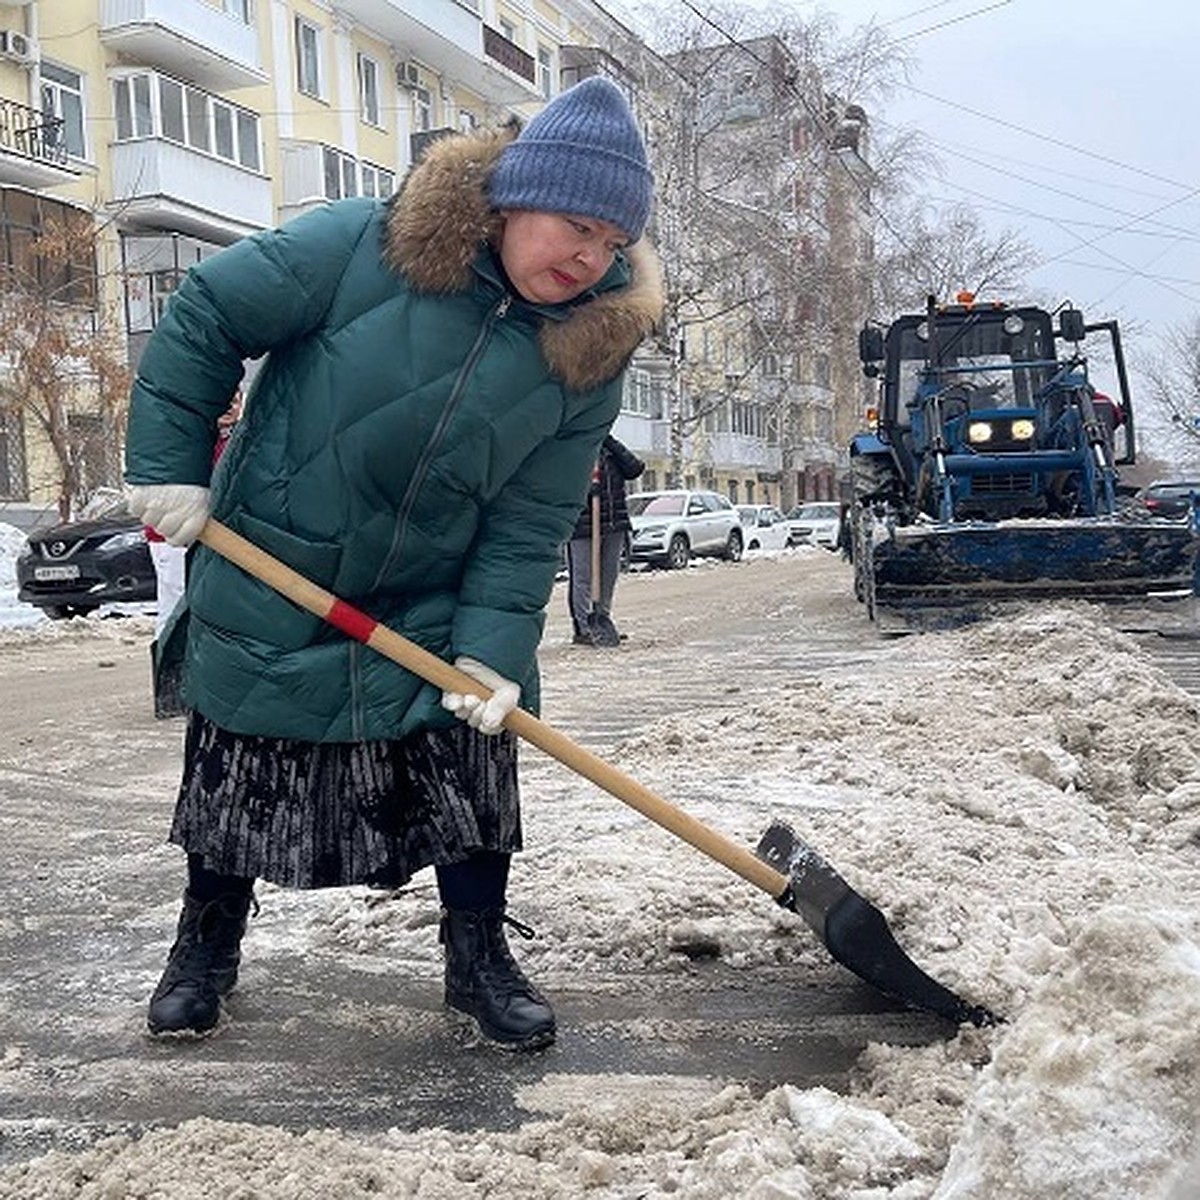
[336,0,539,104]
[709,432,781,471]
[100,0,266,91]
[0,99,77,187]
[110,139,272,243]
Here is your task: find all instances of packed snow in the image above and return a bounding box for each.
[0,521,1197,1198]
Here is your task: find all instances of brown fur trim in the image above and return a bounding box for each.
[383,127,664,388]
[384,129,510,294]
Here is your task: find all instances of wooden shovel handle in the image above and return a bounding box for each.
[198,518,789,899]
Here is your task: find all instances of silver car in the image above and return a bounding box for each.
[628,489,744,569]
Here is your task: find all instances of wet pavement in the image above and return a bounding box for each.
[2,556,1195,1169]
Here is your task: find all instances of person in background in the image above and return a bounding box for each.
[124,77,661,1049]
[146,390,242,718]
[566,434,644,646]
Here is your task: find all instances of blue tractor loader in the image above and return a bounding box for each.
[849,296,1199,626]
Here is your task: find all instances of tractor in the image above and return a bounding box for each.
[849,295,1198,625]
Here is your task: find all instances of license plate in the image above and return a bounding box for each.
[34,564,79,582]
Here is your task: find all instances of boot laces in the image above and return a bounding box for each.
[479,914,539,996]
[161,893,257,984]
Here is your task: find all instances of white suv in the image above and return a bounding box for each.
[627,490,744,569]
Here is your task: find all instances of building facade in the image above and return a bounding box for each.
[0,2,872,526]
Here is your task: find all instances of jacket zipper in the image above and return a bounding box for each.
[353,293,512,733]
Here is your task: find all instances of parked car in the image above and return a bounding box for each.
[736,504,792,552]
[1135,479,1200,519]
[786,501,842,550]
[16,490,156,619]
[627,489,743,569]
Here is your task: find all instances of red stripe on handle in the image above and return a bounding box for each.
[326,598,379,644]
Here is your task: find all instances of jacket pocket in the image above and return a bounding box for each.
[191,514,343,651]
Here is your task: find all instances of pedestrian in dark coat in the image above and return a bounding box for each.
[124,77,662,1049]
[567,434,645,645]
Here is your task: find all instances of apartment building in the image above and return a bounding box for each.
[0,0,632,522]
[0,1,871,526]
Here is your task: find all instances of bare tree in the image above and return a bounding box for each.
[1138,315,1200,468]
[871,200,1040,315]
[0,203,131,521]
[643,4,908,498]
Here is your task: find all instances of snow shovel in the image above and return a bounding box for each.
[197,518,999,1028]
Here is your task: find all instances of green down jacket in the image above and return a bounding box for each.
[125,127,663,742]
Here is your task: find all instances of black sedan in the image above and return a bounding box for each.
[1136,479,1200,519]
[16,493,156,619]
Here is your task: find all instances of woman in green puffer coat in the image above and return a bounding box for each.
[124,77,662,1049]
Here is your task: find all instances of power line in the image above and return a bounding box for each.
[875,122,1196,206]
[901,83,1195,191]
[870,1,976,29]
[889,0,1016,44]
[928,143,1200,243]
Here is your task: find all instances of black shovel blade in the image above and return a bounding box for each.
[755,820,1000,1027]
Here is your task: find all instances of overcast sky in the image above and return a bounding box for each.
[813,1,1200,339]
[619,0,1200,419]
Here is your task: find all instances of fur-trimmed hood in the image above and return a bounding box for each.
[383,128,664,392]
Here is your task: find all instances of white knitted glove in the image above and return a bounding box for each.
[126,483,211,547]
[440,656,520,736]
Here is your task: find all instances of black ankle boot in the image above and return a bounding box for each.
[440,907,556,1049]
[147,890,255,1035]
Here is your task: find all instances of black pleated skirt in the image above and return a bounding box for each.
[169,712,522,889]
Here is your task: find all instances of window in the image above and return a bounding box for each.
[499,17,517,42]
[113,75,153,140]
[815,353,831,388]
[623,367,665,419]
[358,54,380,126]
[458,109,477,134]
[0,409,28,501]
[68,413,116,495]
[322,151,395,202]
[160,78,185,142]
[237,110,260,170]
[122,231,219,334]
[0,188,95,305]
[295,17,322,98]
[185,86,210,152]
[112,73,261,171]
[41,63,86,159]
[224,0,252,21]
[411,86,431,133]
[537,46,553,100]
[360,162,394,198]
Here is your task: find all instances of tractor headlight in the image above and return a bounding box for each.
[1010,418,1036,441]
[967,421,993,444]
[1003,314,1026,335]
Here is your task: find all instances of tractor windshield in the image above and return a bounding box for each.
[887,309,1056,426]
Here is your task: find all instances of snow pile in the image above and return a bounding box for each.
[0,603,1198,1196]
[0,522,42,630]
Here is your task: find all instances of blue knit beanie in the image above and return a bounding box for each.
[489,77,653,242]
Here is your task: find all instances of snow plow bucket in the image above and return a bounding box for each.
[871,517,1199,609]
